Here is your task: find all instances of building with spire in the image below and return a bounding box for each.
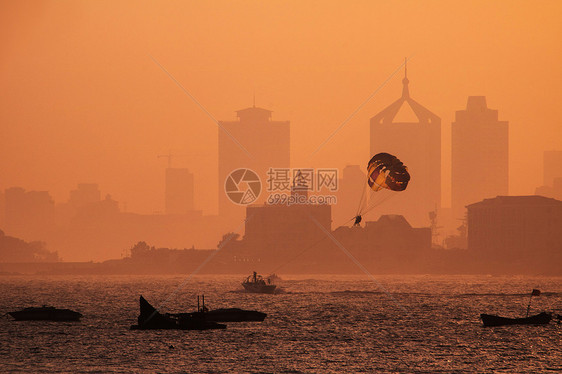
[451,96,508,219]
[369,61,441,226]
[218,103,290,223]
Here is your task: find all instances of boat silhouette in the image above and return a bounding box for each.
[130,295,226,330]
[480,289,552,327]
[8,306,82,321]
[242,271,277,294]
[480,312,552,327]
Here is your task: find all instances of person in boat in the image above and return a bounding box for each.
[353,215,362,226]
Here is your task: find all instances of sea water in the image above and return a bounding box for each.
[1,274,560,373]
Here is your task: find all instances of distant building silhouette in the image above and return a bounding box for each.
[72,194,120,225]
[69,183,101,208]
[165,168,194,214]
[536,177,562,201]
[218,105,290,223]
[543,150,562,186]
[0,230,59,263]
[242,203,331,259]
[334,214,431,253]
[55,183,102,229]
[333,165,366,227]
[4,187,55,241]
[452,96,508,219]
[467,196,562,255]
[370,63,441,226]
[536,151,562,200]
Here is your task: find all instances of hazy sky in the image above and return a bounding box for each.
[1,0,561,215]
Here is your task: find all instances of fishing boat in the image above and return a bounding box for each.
[8,306,82,321]
[480,312,552,327]
[242,271,277,294]
[130,295,226,330]
[480,289,552,327]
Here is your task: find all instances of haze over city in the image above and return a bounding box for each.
[1,3,562,373]
[2,0,561,220]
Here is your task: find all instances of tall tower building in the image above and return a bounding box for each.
[165,168,194,215]
[451,96,509,219]
[369,64,441,226]
[218,104,290,223]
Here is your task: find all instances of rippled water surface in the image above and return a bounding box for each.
[1,274,560,373]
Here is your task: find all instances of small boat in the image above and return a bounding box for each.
[242,271,277,294]
[130,295,226,330]
[480,312,552,327]
[8,306,82,321]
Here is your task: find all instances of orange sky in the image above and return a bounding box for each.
[1,0,561,215]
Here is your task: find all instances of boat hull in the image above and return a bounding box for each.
[242,283,277,294]
[480,312,552,327]
[189,308,267,322]
[8,308,82,321]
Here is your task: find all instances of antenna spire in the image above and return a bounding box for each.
[402,57,410,98]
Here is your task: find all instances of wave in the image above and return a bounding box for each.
[330,290,385,295]
[454,292,560,297]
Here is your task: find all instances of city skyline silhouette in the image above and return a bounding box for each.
[1,1,562,265]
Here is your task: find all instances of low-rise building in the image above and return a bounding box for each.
[467,195,562,255]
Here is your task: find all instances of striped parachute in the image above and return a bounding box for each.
[367,152,410,192]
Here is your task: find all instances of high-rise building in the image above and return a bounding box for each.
[543,150,562,186]
[451,96,508,218]
[535,150,562,201]
[369,64,441,226]
[218,105,290,223]
[165,168,195,214]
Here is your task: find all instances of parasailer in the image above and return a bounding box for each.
[354,152,410,226]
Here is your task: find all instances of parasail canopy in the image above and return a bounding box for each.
[367,152,410,192]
